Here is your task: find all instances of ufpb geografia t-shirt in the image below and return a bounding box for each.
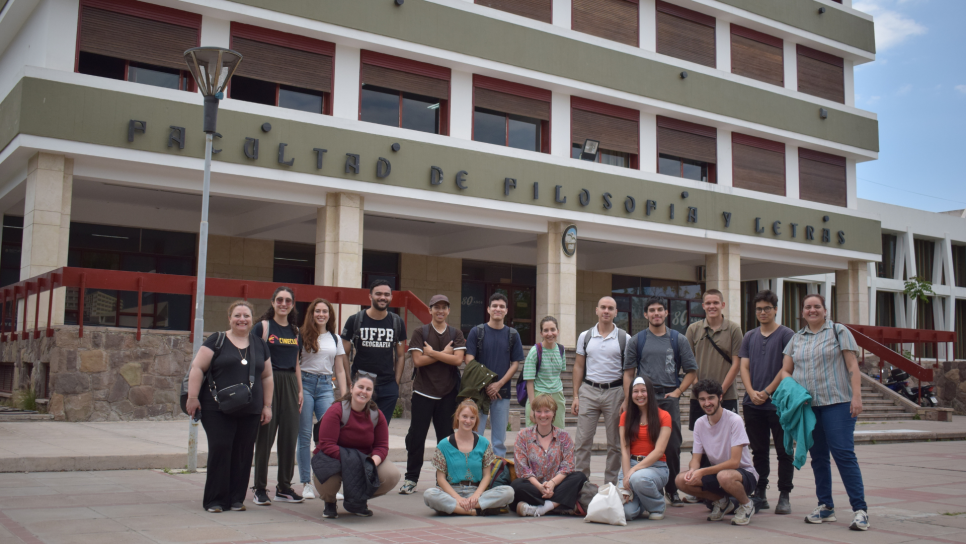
[341,311,406,385]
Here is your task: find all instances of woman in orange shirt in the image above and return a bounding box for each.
[619,377,672,521]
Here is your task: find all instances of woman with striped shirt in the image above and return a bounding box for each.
[523,316,567,428]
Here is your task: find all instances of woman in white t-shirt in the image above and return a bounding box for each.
[297,298,348,499]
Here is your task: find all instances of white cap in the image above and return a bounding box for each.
[632,377,646,387]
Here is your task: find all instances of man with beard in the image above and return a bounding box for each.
[676,379,758,526]
[342,280,407,423]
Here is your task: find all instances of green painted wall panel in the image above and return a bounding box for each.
[717,0,875,54]
[10,77,881,255]
[227,0,878,152]
[0,80,22,154]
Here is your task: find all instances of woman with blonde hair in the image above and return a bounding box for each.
[297,298,348,500]
[185,300,273,512]
[423,399,514,515]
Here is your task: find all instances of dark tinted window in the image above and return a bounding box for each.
[230,75,277,107]
[401,92,440,134]
[278,85,324,114]
[0,216,23,287]
[659,154,710,182]
[508,114,540,151]
[361,84,400,127]
[127,62,181,90]
[77,52,125,80]
[474,108,506,146]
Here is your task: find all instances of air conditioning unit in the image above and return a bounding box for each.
[697,265,707,282]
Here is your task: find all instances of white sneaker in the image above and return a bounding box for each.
[850,510,870,531]
[681,493,701,504]
[336,492,344,501]
[302,483,318,500]
[708,497,735,521]
[516,502,541,517]
[731,501,755,526]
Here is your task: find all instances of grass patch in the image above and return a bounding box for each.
[941,512,965,516]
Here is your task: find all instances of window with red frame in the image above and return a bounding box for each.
[75,0,199,92]
[657,116,717,183]
[570,97,639,169]
[228,23,334,115]
[472,75,550,153]
[359,51,450,135]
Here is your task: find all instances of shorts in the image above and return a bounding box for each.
[700,468,757,498]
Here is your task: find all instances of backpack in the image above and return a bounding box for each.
[348,310,406,360]
[516,343,565,406]
[179,332,227,415]
[474,323,520,362]
[580,327,628,360]
[339,399,380,427]
[635,329,682,385]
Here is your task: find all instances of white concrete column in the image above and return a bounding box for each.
[640,0,657,52]
[537,222,577,346]
[333,44,361,121]
[551,91,571,159]
[553,0,571,30]
[640,111,657,173]
[836,261,869,325]
[846,158,858,209]
[715,19,730,72]
[772,277,785,325]
[867,262,877,325]
[843,58,855,107]
[783,41,798,92]
[785,144,800,199]
[942,235,957,335]
[200,15,230,47]
[902,229,917,327]
[316,192,364,328]
[716,128,733,187]
[21,152,72,327]
[450,70,473,140]
[706,243,741,321]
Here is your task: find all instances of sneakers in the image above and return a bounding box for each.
[302,483,318,500]
[399,479,417,495]
[681,493,701,504]
[805,504,836,524]
[252,488,271,506]
[323,502,338,519]
[775,492,791,515]
[275,486,304,503]
[731,501,755,526]
[708,497,736,521]
[516,502,541,517]
[648,511,665,520]
[344,502,372,517]
[230,503,246,511]
[667,492,685,507]
[850,510,870,531]
[206,506,223,513]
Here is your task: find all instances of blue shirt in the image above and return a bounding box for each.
[465,324,525,398]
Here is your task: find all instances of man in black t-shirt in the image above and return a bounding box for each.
[341,279,407,423]
[399,294,466,495]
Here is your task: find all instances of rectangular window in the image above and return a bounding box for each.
[1,215,23,288]
[473,75,551,153]
[0,363,13,393]
[475,0,552,23]
[875,291,896,328]
[732,132,784,195]
[76,0,199,91]
[657,116,716,182]
[360,51,450,135]
[952,244,966,288]
[798,148,846,207]
[228,24,334,115]
[571,97,639,169]
[656,0,715,68]
[572,0,639,47]
[878,233,898,279]
[914,239,935,282]
[797,44,845,103]
[730,24,783,86]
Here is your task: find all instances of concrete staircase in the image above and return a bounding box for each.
[511,348,918,426]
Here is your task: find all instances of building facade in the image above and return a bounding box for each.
[1,0,882,360]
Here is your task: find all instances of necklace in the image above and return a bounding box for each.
[536,426,553,438]
[237,344,249,366]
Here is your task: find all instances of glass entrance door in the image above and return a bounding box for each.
[493,285,535,345]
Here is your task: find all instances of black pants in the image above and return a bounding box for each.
[689,399,739,470]
[655,397,681,497]
[373,379,400,424]
[404,388,457,482]
[510,472,588,511]
[744,407,794,493]
[254,370,299,492]
[200,410,260,511]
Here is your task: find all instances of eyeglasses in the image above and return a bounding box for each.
[275,297,293,305]
[755,306,775,313]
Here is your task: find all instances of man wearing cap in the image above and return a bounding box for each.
[399,294,467,495]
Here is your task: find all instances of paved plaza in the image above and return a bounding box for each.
[0,439,964,544]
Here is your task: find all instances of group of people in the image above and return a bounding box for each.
[185,280,870,532]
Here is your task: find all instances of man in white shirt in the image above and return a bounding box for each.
[572,296,628,484]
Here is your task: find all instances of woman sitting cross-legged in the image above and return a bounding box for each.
[619,377,673,521]
[423,399,515,515]
[511,394,588,517]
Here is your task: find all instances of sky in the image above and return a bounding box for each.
[851,0,966,213]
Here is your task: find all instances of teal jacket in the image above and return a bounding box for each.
[772,377,816,469]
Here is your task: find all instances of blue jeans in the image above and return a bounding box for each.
[810,402,867,512]
[476,398,510,457]
[298,372,335,484]
[619,460,669,520]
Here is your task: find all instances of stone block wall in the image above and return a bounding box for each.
[937,361,966,414]
[1,326,193,421]
[204,235,275,328]
[577,271,613,336]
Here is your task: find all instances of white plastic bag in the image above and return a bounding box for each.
[584,483,626,526]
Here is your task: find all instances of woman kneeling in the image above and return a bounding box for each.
[512,394,588,517]
[619,377,672,521]
[423,400,514,515]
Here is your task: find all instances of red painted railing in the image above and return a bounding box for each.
[0,267,432,344]
[843,324,955,385]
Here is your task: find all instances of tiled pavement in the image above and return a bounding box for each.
[1,440,966,544]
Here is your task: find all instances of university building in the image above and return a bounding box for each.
[5,0,957,414]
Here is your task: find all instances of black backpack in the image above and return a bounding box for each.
[474,323,520,361]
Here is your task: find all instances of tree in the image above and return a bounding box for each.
[903,276,935,303]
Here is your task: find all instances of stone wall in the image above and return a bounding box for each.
[937,361,966,414]
[1,326,193,421]
[577,271,613,336]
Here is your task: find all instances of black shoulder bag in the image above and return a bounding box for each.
[703,329,733,366]
[208,333,258,414]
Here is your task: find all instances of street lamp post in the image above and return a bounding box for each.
[182,47,242,472]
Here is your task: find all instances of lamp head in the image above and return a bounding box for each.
[579,139,600,161]
[183,47,243,97]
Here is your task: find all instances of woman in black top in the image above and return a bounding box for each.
[186,300,273,513]
[252,286,304,505]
